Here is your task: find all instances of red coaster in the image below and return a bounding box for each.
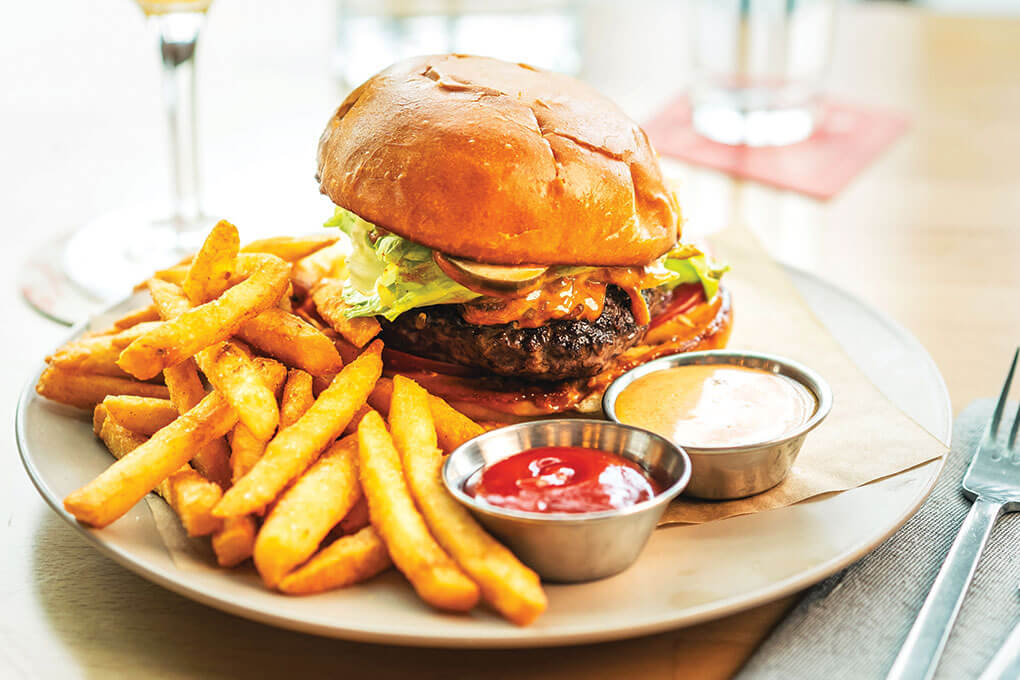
[644,97,909,199]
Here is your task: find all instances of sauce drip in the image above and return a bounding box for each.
[460,266,672,328]
[468,446,662,513]
[615,364,816,448]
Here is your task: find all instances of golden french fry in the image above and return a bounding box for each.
[228,360,290,482]
[95,418,224,536]
[47,322,161,378]
[280,369,315,428]
[241,234,338,262]
[342,404,375,436]
[214,342,383,518]
[338,495,370,535]
[148,277,191,319]
[290,242,347,293]
[277,526,391,595]
[159,357,231,487]
[212,515,257,567]
[310,280,381,348]
[64,390,237,527]
[197,341,279,441]
[368,377,485,452]
[183,219,240,304]
[235,308,343,378]
[152,264,189,286]
[357,409,479,612]
[112,305,161,330]
[254,436,362,587]
[117,254,290,380]
[93,404,108,436]
[427,392,488,452]
[229,424,266,483]
[101,395,178,435]
[390,376,546,625]
[36,366,169,410]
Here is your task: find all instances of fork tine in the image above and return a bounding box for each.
[990,347,1019,433]
[1009,400,1020,449]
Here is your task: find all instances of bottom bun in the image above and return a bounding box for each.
[384,287,733,423]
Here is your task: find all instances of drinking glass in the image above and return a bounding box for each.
[689,0,838,147]
[332,0,582,91]
[21,0,214,324]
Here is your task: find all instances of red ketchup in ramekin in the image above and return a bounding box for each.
[466,446,662,514]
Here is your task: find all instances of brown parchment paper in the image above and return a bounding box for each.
[657,225,948,525]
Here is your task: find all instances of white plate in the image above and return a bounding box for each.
[15,267,951,648]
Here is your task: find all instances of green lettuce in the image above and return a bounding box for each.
[324,207,726,320]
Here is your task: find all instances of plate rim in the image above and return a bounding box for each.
[15,267,952,648]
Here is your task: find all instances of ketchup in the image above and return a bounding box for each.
[468,446,662,513]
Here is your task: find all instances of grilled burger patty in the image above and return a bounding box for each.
[379,285,674,382]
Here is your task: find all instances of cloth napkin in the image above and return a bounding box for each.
[736,399,1020,679]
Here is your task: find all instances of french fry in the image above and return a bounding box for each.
[93,404,108,436]
[235,308,343,378]
[64,390,237,527]
[241,234,338,262]
[356,409,479,612]
[310,280,381,348]
[277,526,391,595]
[390,376,546,625]
[36,365,169,410]
[342,404,374,436]
[148,277,191,319]
[338,495,370,534]
[161,357,231,487]
[229,360,290,482]
[117,254,290,380]
[197,341,279,441]
[254,436,362,587]
[229,424,266,483]
[368,377,485,452]
[212,515,257,567]
[47,322,161,378]
[280,369,315,428]
[101,395,178,435]
[96,418,223,536]
[183,219,240,304]
[112,305,161,330]
[214,342,383,518]
[290,241,347,293]
[152,263,189,287]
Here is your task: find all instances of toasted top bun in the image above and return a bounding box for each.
[317,54,679,266]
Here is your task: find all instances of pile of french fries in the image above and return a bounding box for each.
[37,221,547,626]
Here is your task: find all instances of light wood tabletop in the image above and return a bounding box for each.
[2,2,1018,678]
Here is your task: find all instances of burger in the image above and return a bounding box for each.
[314,54,732,421]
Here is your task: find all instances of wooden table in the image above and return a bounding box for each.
[3,2,1018,678]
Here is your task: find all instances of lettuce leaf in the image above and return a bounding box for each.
[324,207,726,320]
[325,208,479,321]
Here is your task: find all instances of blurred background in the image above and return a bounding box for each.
[4,0,1012,243]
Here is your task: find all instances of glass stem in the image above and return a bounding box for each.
[153,11,205,241]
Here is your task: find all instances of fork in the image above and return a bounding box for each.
[887,348,1020,680]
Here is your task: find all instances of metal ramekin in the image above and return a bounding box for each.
[603,350,833,500]
[442,419,692,583]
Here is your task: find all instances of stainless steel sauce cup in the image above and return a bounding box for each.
[442,419,691,583]
[603,350,833,500]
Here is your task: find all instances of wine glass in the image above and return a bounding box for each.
[20,0,215,324]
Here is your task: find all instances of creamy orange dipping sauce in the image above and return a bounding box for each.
[614,364,816,448]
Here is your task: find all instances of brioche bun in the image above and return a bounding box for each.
[316,54,679,266]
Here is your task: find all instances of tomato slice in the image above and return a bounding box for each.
[647,283,705,331]
[382,347,480,378]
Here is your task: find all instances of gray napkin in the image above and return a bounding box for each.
[736,400,1020,680]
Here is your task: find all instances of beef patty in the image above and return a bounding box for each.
[379,285,673,382]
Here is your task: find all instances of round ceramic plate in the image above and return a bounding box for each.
[16,267,951,648]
